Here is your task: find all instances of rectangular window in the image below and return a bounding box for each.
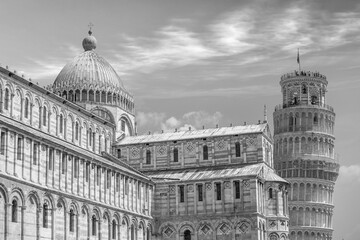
[197,184,203,202]
[179,185,185,203]
[173,148,178,162]
[107,171,111,189]
[48,148,53,170]
[116,175,119,192]
[125,177,128,195]
[117,149,121,158]
[17,137,23,160]
[235,181,240,199]
[97,168,101,186]
[138,182,141,199]
[33,143,38,165]
[216,183,221,200]
[0,131,5,155]
[62,154,66,174]
[74,159,78,178]
[85,163,90,182]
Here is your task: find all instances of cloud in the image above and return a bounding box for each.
[109,1,360,83]
[136,111,223,134]
[339,165,360,183]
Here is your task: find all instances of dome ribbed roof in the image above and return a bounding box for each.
[53,33,126,93]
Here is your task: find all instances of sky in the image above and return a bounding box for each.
[0,0,359,239]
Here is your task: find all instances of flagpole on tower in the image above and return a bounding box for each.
[297,48,301,71]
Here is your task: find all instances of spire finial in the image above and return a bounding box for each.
[263,104,268,123]
[88,22,94,35]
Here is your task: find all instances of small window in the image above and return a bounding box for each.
[43,106,47,126]
[314,115,318,124]
[24,98,29,118]
[33,143,38,165]
[311,96,318,105]
[59,115,64,133]
[75,122,79,140]
[69,209,75,232]
[48,148,53,170]
[197,184,203,202]
[43,203,49,228]
[88,129,92,146]
[216,183,221,200]
[107,171,111,189]
[116,175,120,192]
[11,199,18,222]
[235,142,241,157]
[138,182,141,199]
[17,137,23,160]
[302,84,307,94]
[117,149,121,158]
[235,181,240,199]
[146,150,151,164]
[179,185,185,203]
[203,145,208,160]
[74,159,78,178]
[173,147,178,162]
[97,168,101,186]
[0,131,5,155]
[85,163,90,182]
[92,215,97,236]
[62,154,66,174]
[4,89,9,110]
[269,188,273,199]
[112,220,117,239]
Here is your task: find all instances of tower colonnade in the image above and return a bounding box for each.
[273,70,339,240]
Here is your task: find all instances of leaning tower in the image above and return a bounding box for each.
[273,70,340,240]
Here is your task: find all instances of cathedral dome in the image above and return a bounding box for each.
[53,31,125,93]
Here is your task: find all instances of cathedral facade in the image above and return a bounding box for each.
[0,30,338,240]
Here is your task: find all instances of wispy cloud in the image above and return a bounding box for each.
[112,1,360,77]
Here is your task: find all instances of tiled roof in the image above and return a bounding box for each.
[146,163,287,183]
[53,50,127,93]
[118,123,267,145]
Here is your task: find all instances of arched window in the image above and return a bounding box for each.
[24,98,29,118]
[311,96,318,105]
[4,88,9,110]
[173,147,178,162]
[314,115,318,124]
[147,229,150,240]
[131,225,135,240]
[203,145,208,160]
[43,106,47,126]
[269,188,273,199]
[43,203,49,228]
[302,84,307,94]
[184,230,191,240]
[92,215,97,236]
[235,142,241,157]
[59,115,63,133]
[11,199,18,222]
[146,150,151,164]
[112,220,117,239]
[75,122,79,140]
[88,128,92,147]
[69,209,75,232]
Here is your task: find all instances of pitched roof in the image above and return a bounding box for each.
[146,163,287,183]
[117,123,268,145]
